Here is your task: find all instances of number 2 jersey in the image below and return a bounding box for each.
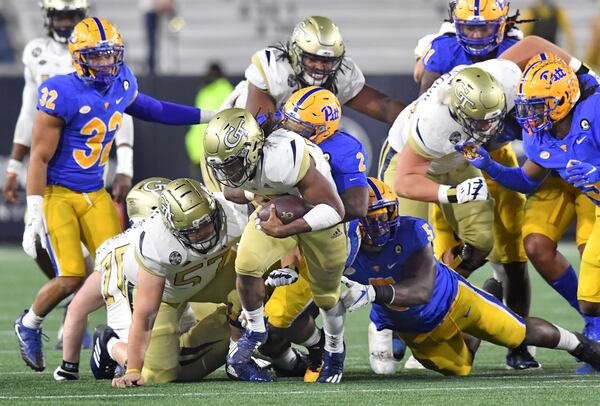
[96,193,250,304]
[36,65,138,192]
[347,216,459,333]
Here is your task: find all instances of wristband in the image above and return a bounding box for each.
[115,145,134,178]
[7,158,23,175]
[437,184,457,204]
[200,109,216,124]
[244,190,255,202]
[569,57,583,73]
[302,203,342,231]
[373,285,395,305]
[125,368,141,375]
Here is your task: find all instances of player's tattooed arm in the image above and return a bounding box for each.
[245,83,277,117]
[345,84,406,124]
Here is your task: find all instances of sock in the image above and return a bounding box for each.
[550,266,581,314]
[272,347,297,369]
[320,301,345,354]
[300,327,322,349]
[106,337,120,361]
[554,324,580,351]
[61,360,79,373]
[243,306,266,333]
[22,308,44,329]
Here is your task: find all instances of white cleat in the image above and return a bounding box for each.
[368,322,399,375]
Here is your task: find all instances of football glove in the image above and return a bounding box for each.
[340,276,375,312]
[566,160,600,188]
[22,195,46,259]
[455,142,493,170]
[265,268,299,287]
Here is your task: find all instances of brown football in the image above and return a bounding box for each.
[257,195,313,224]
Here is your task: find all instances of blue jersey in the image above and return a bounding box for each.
[38,65,138,192]
[423,34,518,75]
[347,216,459,333]
[318,131,368,194]
[522,90,600,205]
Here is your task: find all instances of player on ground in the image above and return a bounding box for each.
[340,178,600,376]
[15,17,217,372]
[457,56,600,372]
[204,108,348,383]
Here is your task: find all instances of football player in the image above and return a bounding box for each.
[457,56,600,372]
[15,17,217,372]
[259,87,369,381]
[204,108,348,383]
[203,15,405,193]
[340,177,600,376]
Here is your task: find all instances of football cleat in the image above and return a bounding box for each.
[53,365,79,381]
[404,354,426,370]
[304,330,325,383]
[570,332,600,372]
[576,321,600,374]
[90,324,119,380]
[368,322,398,375]
[506,344,541,370]
[273,348,308,378]
[226,359,274,382]
[227,329,268,366]
[15,310,46,371]
[482,277,503,301]
[316,349,345,384]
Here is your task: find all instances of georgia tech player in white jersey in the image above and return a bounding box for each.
[54,178,250,385]
[381,59,521,277]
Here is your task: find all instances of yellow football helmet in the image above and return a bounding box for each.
[452,0,510,56]
[360,178,399,249]
[515,59,580,135]
[159,178,222,253]
[125,177,171,221]
[204,108,265,188]
[449,67,507,143]
[40,0,88,43]
[280,86,341,144]
[68,17,124,87]
[288,16,345,86]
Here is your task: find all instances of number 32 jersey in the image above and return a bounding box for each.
[36,66,138,192]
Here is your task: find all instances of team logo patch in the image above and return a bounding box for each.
[394,245,402,254]
[448,131,462,145]
[560,144,567,152]
[79,105,91,114]
[539,151,550,160]
[581,119,591,130]
[344,267,356,276]
[323,152,331,161]
[104,102,110,109]
[124,80,130,90]
[373,264,380,273]
[32,47,42,57]
[169,251,182,265]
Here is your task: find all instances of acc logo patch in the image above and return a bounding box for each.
[448,131,462,145]
[169,251,182,265]
[581,119,591,130]
[79,105,91,114]
[394,245,402,254]
[372,264,381,273]
[32,47,42,57]
[539,151,550,160]
[124,80,130,91]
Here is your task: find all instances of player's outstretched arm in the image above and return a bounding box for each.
[499,35,577,71]
[112,267,164,388]
[345,84,406,124]
[124,92,216,126]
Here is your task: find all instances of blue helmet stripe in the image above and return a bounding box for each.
[93,17,107,41]
[367,178,383,201]
[474,0,480,16]
[520,61,541,94]
[540,53,547,61]
[294,87,325,112]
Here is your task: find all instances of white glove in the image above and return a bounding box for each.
[22,195,46,259]
[265,268,299,287]
[340,276,376,312]
[455,177,488,204]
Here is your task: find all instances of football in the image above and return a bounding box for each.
[257,195,313,224]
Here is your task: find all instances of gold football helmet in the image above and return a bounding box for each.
[159,178,222,253]
[452,0,510,56]
[40,0,88,43]
[449,67,507,143]
[281,86,341,144]
[288,16,345,86]
[515,59,580,135]
[68,17,124,86]
[125,177,171,221]
[203,108,265,188]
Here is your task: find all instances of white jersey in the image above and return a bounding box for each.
[241,128,336,197]
[97,194,249,305]
[387,59,521,175]
[219,47,365,110]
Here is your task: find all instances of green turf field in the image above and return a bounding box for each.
[1,243,599,405]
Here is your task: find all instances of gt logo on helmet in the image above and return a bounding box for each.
[454,82,476,109]
[224,119,248,149]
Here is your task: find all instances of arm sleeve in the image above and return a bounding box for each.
[484,160,543,193]
[13,67,38,147]
[125,92,202,125]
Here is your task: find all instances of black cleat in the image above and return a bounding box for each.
[482,277,503,301]
[570,332,600,372]
[506,344,541,370]
[273,348,308,378]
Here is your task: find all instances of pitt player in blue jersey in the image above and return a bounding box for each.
[252,87,368,382]
[15,17,216,372]
[458,56,600,372]
[340,177,600,376]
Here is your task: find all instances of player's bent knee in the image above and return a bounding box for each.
[312,292,339,311]
[524,233,556,261]
[579,301,600,317]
